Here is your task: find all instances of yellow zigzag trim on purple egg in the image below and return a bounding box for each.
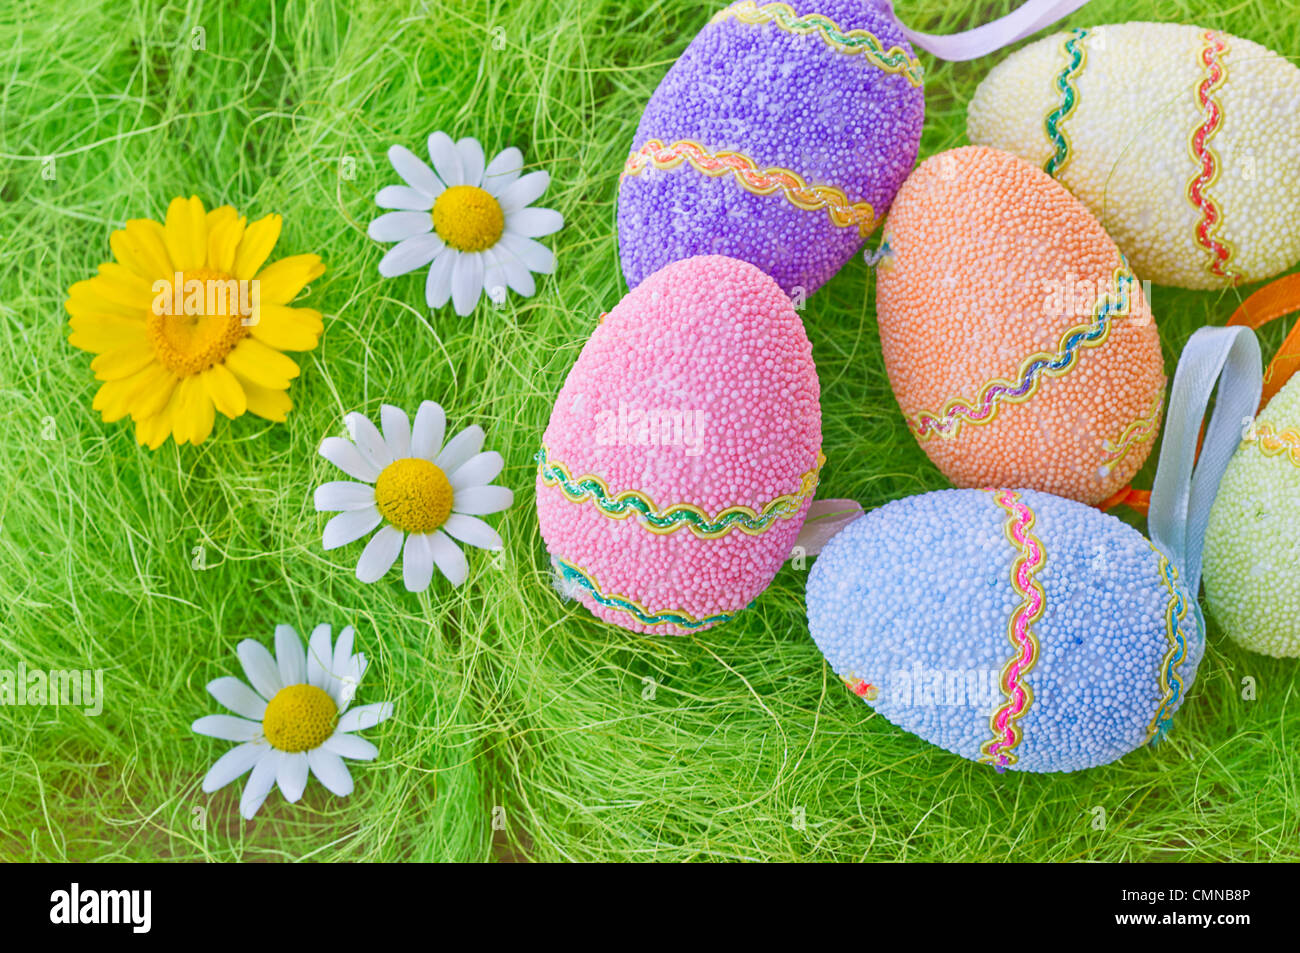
[1100,391,1165,474]
[622,139,879,237]
[1243,422,1300,467]
[980,490,1046,770]
[1145,548,1191,743]
[537,445,825,539]
[908,264,1136,441]
[710,1,924,87]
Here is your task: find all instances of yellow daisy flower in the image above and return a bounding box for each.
[66,195,326,448]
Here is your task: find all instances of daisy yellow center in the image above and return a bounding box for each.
[262,684,337,753]
[145,267,251,376]
[432,185,504,252]
[374,457,453,534]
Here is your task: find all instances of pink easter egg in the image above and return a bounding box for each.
[536,255,823,635]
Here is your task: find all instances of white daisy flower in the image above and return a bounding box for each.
[368,131,562,315]
[315,401,513,590]
[193,623,393,820]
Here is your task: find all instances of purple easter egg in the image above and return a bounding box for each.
[617,0,925,297]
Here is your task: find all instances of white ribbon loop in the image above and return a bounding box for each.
[791,498,864,558]
[1148,326,1263,597]
[887,0,1093,62]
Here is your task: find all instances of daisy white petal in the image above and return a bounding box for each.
[456,137,486,188]
[425,249,456,309]
[500,232,555,274]
[275,624,306,686]
[452,485,514,516]
[337,702,395,733]
[314,481,377,512]
[307,748,354,797]
[410,401,447,460]
[319,436,381,483]
[435,425,485,473]
[497,170,550,212]
[240,749,281,819]
[449,450,504,490]
[482,146,524,195]
[481,247,509,307]
[430,529,469,586]
[202,741,267,793]
[402,532,436,593]
[332,625,356,686]
[356,526,404,583]
[323,733,380,762]
[388,144,442,195]
[237,639,284,701]
[496,246,536,297]
[338,655,364,712]
[346,412,394,470]
[442,513,503,551]
[367,210,432,243]
[427,131,464,187]
[192,714,262,742]
[375,185,434,211]
[507,206,563,238]
[380,404,412,459]
[207,676,268,720]
[277,751,310,803]
[322,508,383,550]
[379,232,445,278]
[307,624,332,690]
[336,667,361,714]
[450,251,485,316]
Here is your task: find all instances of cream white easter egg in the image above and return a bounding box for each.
[968,22,1300,289]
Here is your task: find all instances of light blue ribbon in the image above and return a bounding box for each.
[1148,326,1262,598]
[887,0,1093,62]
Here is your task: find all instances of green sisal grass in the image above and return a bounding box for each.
[0,0,1297,861]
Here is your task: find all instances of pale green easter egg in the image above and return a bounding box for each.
[1204,374,1300,656]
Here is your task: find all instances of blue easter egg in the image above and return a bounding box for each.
[806,488,1202,773]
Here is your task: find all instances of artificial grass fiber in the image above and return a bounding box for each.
[1,0,1298,862]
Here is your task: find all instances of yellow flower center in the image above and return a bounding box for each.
[145,267,252,376]
[262,684,338,752]
[374,457,453,534]
[432,185,505,252]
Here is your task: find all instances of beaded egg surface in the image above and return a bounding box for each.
[806,488,1203,773]
[536,255,823,635]
[617,0,925,297]
[875,145,1166,505]
[968,22,1300,290]
[1204,375,1300,657]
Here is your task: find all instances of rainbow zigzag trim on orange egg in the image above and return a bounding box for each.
[709,0,924,87]
[622,139,878,237]
[1145,548,1191,743]
[1099,391,1165,474]
[551,556,735,630]
[909,264,1136,441]
[981,490,1046,770]
[1244,422,1300,467]
[537,445,825,539]
[1187,30,1238,282]
[1043,28,1088,177]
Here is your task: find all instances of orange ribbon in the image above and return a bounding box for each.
[1226,272,1300,408]
[1099,485,1151,516]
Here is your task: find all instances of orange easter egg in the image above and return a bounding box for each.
[875,146,1166,504]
